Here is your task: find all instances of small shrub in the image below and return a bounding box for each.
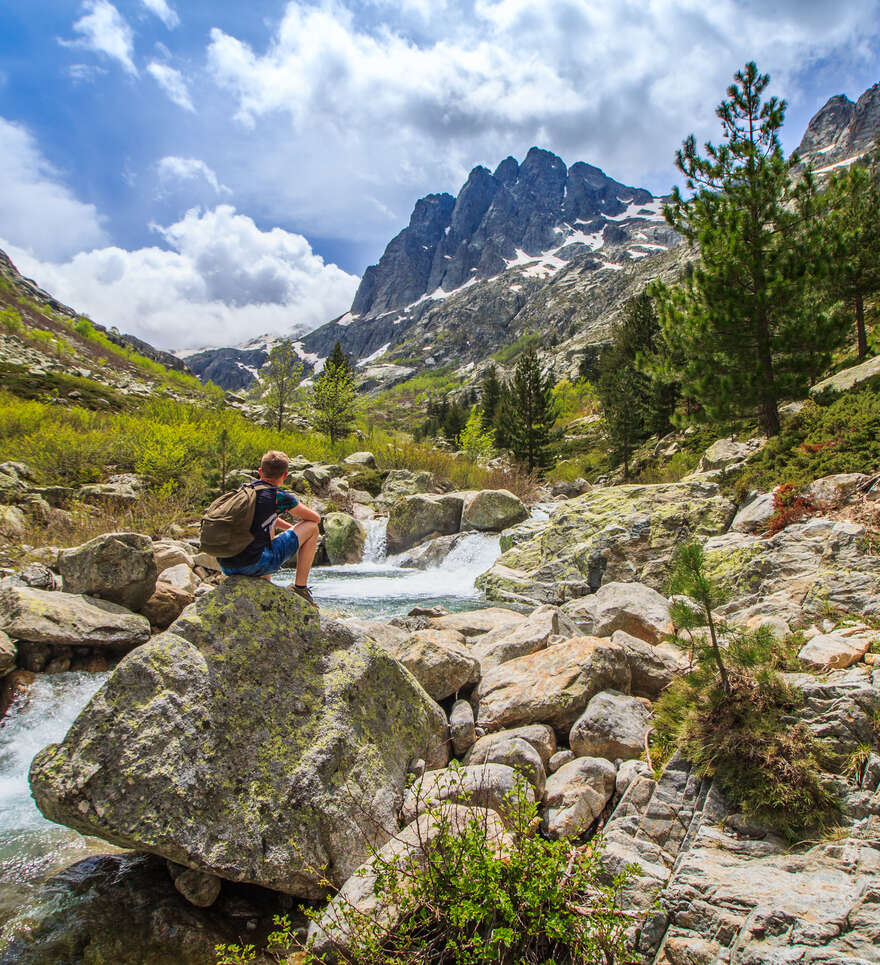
[765,482,817,535]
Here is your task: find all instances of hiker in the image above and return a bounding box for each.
[215,450,321,608]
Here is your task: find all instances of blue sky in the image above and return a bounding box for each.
[1,0,879,350]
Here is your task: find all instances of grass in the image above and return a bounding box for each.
[490,331,543,364]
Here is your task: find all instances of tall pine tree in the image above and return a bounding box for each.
[480,365,502,430]
[820,156,880,360]
[310,353,358,443]
[654,62,836,436]
[504,347,557,472]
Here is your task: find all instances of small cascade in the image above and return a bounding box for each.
[362,516,388,563]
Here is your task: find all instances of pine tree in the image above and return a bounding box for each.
[654,62,837,437]
[820,156,880,360]
[310,355,358,443]
[505,347,557,472]
[261,339,304,430]
[480,365,502,429]
[326,340,354,375]
[597,353,644,479]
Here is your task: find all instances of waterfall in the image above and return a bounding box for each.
[362,517,388,562]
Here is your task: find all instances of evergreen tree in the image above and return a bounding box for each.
[310,356,358,443]
[260,339,303,430]
[480,365,502,429]
[820,157,880,360]
[326,340,354,375]
[577,346,601,383]
[441,399,469,444]
[654,62,837,437]
[505,347,557,472]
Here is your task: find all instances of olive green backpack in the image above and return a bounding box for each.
[199,481,272,558]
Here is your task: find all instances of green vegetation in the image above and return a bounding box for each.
[490,331,542,364]
[497,346,557,472]
[458,407,496,460]
[216,780,637,965]
[654,62,838,437]
[311,342,359,442]
[0,361,125,410]
[255,338,304,430]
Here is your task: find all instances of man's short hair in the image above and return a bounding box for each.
[260,450,290,479]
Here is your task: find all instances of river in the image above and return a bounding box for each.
[0,518,503,932]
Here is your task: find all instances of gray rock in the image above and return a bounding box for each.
[29,578,449,898]
[610,629,690,699]
[449,698,476,757]
[569,691,651,761]
[429,607,527,639]
[402,763,533,824]
[58,533,157,611]
[459,489,528,532]
[811,353,880,394]
[549,749,575,773]
[78,482,140,506]
[696,437,765,473]
[167,863,222,909]
[730,490,776,534]
[0,629,15,677]
[471,604,579,671]
[323,512,366,565]
[0,584,150,648]
[616,758,652,797]
[474,636,631,732]
[343,451,377,469]
[153,539,195,575]
[0,505,26,541]
[396,532,470,569]
[804,472,872,507]
[160,562,197,596]
[798,628,874,669]
[385,628,480,701]
[464,733,546,794]
[541,756,617,839]
[386,494,464,553]
[563,580,674,644]
[18,562,60,591]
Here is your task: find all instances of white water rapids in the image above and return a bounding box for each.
[0,517,504,926]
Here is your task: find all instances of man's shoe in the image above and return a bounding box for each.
[293,584,319,610]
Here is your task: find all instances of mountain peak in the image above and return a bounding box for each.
[797,82,880,170]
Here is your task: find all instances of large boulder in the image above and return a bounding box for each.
[0,505,26,541]
[798,628,875,670]
[472,605,580,671]
[804,473,872,507]
[57,533,158,611]
[705,519,880,623]
[401,763,533,824]
[386,494,464,553]
[140,581,195,630]
[383,628,480,701]
[611,630,690,699]
[463,733,546,794]
[474,636,631,733]
[569,691,652,761]
[460,490,528,532]
[730,491,776,534]
[0,629,16,677]
[0,584,150,648]
[29,578,449,898]
[562,581,673,644]
[695,437,765,473]
[541,756,617,839]
[152,540,195,575]
[323,512,366,565]
[397,532,470,569]
[428,607,527,639]
[477,482,736,605]
[343,451,377,470]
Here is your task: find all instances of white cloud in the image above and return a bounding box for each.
[157,156,231,195]
[147,61,194,111]
[62,0,137,76]
[0,117,107,261]
[3,206,360,351]
[141,0,179,30]
[205,0,880,243]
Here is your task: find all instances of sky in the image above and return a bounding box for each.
[0,1,879,351]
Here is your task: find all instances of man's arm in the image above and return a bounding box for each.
[290,502,321,523]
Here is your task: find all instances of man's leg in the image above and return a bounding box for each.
[292,520,318,587]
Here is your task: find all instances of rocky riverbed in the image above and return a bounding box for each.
[0,452,878,963]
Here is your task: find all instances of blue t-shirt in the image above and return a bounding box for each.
[218,482,299,567]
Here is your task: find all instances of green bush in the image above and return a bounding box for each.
[654,625,841,842]
[217,780,639,965]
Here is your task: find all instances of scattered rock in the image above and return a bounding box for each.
[396,532,470,569]
[343,451,377,469]
[730,490,776,534]
[0,505,26,541]
[78,482,140,506]
[401,763,534,824]
[167,863,223,909]
[0,668,35,716]
[160,562,198,596]
[563,581,674,644]
[541,756,617,839]
[18,562,60,591]
[386,494,464,553]
[323,512,366,565]
[464,733,546,794]
[474,636,631,732]
[140,581,195,630]
[471,604,579,671]
[57,533,158,611]
[449,698,476,756]
[387,628,481,701]
[0,584,151,649]
[616,758,652,797]
[29,578,449,898]
[696,437,765,473]
[548,749,575,773]
[610,630,690,698]
[429,607,527,639]
[804,472,872,507]
[811,353,880,394]
[460,489,529,532]
[569,691,652,761]
[153,540,195,575]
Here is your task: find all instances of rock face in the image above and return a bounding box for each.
[29,578,449,898]
[474,636,631,732]
[0,584,151,648]
[386,494,464,553]
[704,518,880,623]
[477,482,735,605]
[797,82,880,169]
[57,533,158,611]
[460,490,528,532]
[323,512,366,565]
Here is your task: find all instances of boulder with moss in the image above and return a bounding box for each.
[57,533,158,611]
[459,490,528,532]
[386,494,464,553]
[476,482,736,606]
[29,577,449,898]
[322,512,367,565]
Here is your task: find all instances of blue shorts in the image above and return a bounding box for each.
[220,529,300,577]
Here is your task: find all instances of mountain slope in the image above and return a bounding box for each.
[797,82,880,171]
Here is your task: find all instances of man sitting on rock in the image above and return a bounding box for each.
[217,450,321,608]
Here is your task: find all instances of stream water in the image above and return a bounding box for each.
[0,517,503,932]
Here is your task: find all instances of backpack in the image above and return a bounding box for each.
[199,481,273,558]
